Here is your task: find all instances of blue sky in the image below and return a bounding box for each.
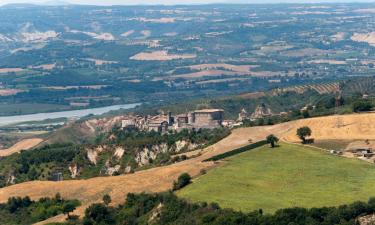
[0,0,375,5]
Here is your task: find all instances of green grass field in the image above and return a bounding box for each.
[178,143,375,213]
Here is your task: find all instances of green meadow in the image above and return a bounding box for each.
[178,143,375,213]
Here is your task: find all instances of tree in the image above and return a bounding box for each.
[84,203,114,224]
[173,173,191,191]
[352,100,373,112]
[297,126,312,144]
[63,202,76,219]
[266,135,279,148]
[103,194,111,206]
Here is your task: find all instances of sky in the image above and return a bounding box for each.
[0,0,375,6]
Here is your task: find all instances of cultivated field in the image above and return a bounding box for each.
[281,113,375,142]
[130,50,196,61]
[0,138,43,157]
[178,143,375,212]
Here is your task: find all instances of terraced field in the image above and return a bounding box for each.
[272,82,340,95]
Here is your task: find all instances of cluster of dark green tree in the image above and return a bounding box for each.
[58,192,375,225]
[0,144,79,187]
[0,194,80,225]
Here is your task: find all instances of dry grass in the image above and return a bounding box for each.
[130,50,196,61]
[0,68,24,74]
[281,113,375,142]
[0,138,43,157]
[351,32,375,46]
[4,113,375,223]
[29,63,56,70]
[84,58,118,66]
[0,89,24,96]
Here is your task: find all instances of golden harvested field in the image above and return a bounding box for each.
[351,32,375,46]
[307,59,347,65]
[0,89,24,96]
[0,138,43,157]
[3,113,375,223]
[130,50,196,61]
[0,68,25,74]
[281,113,375,142]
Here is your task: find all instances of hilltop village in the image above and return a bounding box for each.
[121,104,276,133]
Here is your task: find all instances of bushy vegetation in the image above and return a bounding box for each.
[55,192,375,225]
[107,127,230,150]
[0,194,80,225]
[172,173,192,191]
[0,128,230,187]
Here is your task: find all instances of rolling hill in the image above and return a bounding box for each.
[2,112,375,223]
[178,143,375,213]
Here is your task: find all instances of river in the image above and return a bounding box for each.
[0,103,141,127]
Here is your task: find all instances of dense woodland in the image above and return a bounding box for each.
[0,194,80,225]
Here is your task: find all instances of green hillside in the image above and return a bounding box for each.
[178,143,375,213]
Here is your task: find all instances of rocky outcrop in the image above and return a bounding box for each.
[251,104,273,120]
[175,140,198,152]
[136,147,157,166]
[358,214,375,225]
[6,173,16,185]
[105,164,121,176]
[175,140,188,152]
[113,147,125,159]
[86,145,106,165]
[69,164,80,178]
[149,203,164,223]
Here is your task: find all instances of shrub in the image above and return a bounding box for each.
[353,100,373,112]
[172,173,191,191]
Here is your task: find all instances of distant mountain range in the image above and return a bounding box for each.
[2,0,375,7]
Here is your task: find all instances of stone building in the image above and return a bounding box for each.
[189,109,224,129]
[121,108,225,133]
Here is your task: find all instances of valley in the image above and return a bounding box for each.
[2,2,375,225]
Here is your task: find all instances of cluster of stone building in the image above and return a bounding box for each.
[122,109,225,132]
[121,104,279,133]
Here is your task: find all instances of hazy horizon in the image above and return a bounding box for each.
[1,0,375,6]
